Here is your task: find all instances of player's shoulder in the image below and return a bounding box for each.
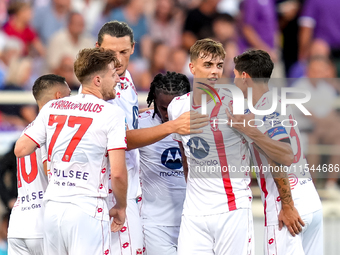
[168,92,191,119]
[138,109,158,128]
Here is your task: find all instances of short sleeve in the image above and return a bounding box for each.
[299,0,318,28]
[24,105,48,147]
[107,106,127,151]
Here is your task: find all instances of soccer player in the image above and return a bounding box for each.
[14,48,128,255]
[95,21,208,254]
[167,38,254,255]
[139,71,190,255]
[229,49,323,255]
[7,74,71,255]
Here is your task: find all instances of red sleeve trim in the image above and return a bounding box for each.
[24,134,40,148]
[43,159,47,163]
[107,147,127,151]
[278,136,289,141]
[173,139,182,143]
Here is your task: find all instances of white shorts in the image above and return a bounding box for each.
[8,238,43,255]
[178,208,254,255]
[264,209,323,255]
[44,201,111,255]
[111,198,143,255]
[143,225,180,255]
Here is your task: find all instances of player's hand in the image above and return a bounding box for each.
[278,204,305,237]
[225,103,255,136]
[173,111,209,135]
[109,206,126,232]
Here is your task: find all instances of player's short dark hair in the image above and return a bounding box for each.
[32,74,67,101]
[97,21,134,46]
[234,50,274,83]
[74,47,119,84]
[190,38,225,62]
[147,71,191,118]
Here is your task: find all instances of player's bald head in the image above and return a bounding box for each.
[33,74,71,108]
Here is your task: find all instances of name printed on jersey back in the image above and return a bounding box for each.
[49,100,104,113]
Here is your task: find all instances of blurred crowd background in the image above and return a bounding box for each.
[0,0,340,253]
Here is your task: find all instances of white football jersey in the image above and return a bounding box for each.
[250,91,322,226]
[168,91,252,216]
[8,128,48,238]
[24,94,127,221]
[107,70,140,201]
[138,110,186,226]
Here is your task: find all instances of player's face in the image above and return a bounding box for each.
[189,53,224,85]
[101,63,120,101]
[154,93,176,123]
[98,35,135,77]
[233,68,248,98]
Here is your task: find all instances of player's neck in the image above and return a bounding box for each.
[251,83,269,106]
[81,86,103,100]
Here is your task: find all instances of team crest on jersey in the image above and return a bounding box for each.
[187,137,210,159]
[161,147,182,169]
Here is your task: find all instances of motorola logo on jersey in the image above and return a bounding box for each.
[187,137,210,159]
[161,147,182,169]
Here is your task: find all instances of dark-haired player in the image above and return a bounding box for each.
[229,49,322,255]
[14,48,128,255]
[139,72,190,255]
[8,74,70,255]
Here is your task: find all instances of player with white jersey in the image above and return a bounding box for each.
[95,21,208,255]
[168,39,254,255]
[139,72,190,255]
[7,74,71,255]
[230,50,323,255]
[14,48,128,255]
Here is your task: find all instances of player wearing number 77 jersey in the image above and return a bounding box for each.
[14,48,128,255]
[229,50,323,255]
[7,74,71,255]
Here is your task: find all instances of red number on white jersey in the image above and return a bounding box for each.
[17,151,38,188]
[48,115,93,162]
[289,114,301,163]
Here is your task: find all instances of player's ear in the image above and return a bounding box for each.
[55,91,61,99]
[130,43,135,55]
[93,75,101,87]
[189,62,195,75]
[95,42,100,48]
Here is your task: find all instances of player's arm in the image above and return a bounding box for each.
[14,135,39,158]
[126,111,209,150]
[226,107,294,166]
[108,149,128,232]
[178,142,188,182]
[263,153,305,237]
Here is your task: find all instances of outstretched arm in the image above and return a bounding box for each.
[126,111,208,150]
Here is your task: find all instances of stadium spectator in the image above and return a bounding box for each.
[53,55,79,90]
[139,41,170,90]
[109,0,151,61]
[167,47,190,75]
[0,57,37,128]
[32,0,71,45]
[3,2,45,57]
[239,0,279,63]
[182,0,220,51]
[292,56,340,194]
[147,0,184,48]
[46,11,95,72]
[71,0,105,34]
